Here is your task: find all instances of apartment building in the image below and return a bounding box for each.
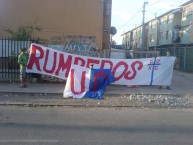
[158,9,182,46]
[122,0,193,72]
[122,31,132,50]
[181,0,193,44]
[123,25,148,51]
[0,0,112,50]
[122,8,182,51]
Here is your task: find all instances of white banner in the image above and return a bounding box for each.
[26,43,176,85]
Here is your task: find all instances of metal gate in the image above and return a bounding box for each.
[0,37,33,80]
[176,46,193,72]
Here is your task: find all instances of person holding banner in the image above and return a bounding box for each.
[18,48,28,88]
[159,50,172,90]
[27,43,176,86]
[89,63,94,69]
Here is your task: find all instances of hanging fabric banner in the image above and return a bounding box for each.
[27,43,176,86]
[63,65,115,99]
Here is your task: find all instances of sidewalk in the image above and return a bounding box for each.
[0,70,193,108]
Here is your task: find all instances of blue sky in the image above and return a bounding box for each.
[111,0,189,44]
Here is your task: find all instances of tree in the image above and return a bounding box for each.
[4,25,41,69]
[4,25,41,40]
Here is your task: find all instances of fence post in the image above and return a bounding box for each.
[184,45,187,71]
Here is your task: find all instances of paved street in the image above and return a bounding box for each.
[0,106,193,145]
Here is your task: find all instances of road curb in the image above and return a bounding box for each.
[0,93,192,109]
[0,91,187,96]
[0,102,192,109]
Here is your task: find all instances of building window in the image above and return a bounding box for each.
[150,22,154,29]
[133,31,136,39]
[165,30,172,40]
[182,25,191,36]
[150,34,154,43]
[167,14,173,24]
[168,30,173,39]
[166,31,169,40]
[159,23,163,30]
[160,18,164,23]
[160,32,163,40]
[161,17,167,24]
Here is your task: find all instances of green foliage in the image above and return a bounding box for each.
[11,51,17,57]
[4,26,41,40]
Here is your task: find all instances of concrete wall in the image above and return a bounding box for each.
[0,0,111,50]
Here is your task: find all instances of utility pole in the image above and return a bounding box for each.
[154,13,157,19]
[141,1,148,55]
[154,13,157,52]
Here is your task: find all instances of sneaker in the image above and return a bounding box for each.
[20,85,23,88]
[20,84,26,88]
[158,86,162,89]
[166,86,171,90]
[127,85,139,88]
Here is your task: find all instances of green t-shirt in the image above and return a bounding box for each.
[18,53,28,69]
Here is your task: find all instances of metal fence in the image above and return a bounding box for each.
[0,37,33,80]
[0,37,161,81]
[2,37,192,82]
[175,46,193,72]
[158,45,193,72]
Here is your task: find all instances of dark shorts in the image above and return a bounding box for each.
[20,67,26,78]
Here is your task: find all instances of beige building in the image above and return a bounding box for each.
[0,0,112,50]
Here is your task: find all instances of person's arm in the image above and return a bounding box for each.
[18,55,21,64]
